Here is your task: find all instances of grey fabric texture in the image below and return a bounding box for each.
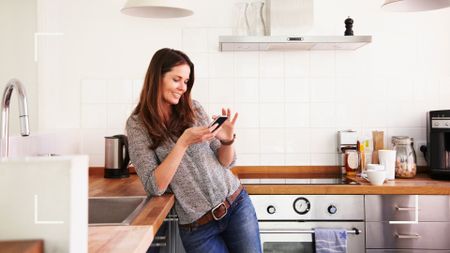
[126,100,239,224]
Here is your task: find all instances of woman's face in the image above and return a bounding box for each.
[161,64,190,106]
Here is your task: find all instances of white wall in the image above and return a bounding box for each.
[37,0,450,166]
[0,0,38,136]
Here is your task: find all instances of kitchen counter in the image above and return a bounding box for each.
[88,169,174,253]
[233,166,450,195]
[0,240,43,253]
[88,166,450,252]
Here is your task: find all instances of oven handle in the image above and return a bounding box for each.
[260,228,361,235]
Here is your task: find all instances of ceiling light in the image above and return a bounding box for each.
[382,0,450,11]
[121,0,193,18]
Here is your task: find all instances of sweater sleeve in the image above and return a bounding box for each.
[192,100,237,169]
[126,116,166,196]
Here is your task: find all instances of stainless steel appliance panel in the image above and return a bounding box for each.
[367,250,450,253]
[259,221,365,253]
[366,222,450,249]
[418,195,450,221]
[251,195,364,220]
[365,195,450,222]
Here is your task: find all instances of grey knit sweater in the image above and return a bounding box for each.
[125,100,240,224]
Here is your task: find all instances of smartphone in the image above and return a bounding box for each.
[209,116,228,132]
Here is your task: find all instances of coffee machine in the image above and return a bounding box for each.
[104,135,130,178]
[425,110,450,180]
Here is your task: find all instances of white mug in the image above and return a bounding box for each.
[367,170,386,185]
[367,164,385,171]
[378,150,396,180]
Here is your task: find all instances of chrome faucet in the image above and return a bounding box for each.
[1,79,30,158]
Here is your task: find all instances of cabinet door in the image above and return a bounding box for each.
[365,195,450,222]
[366,222,450,250]
[367,250,450,253]
[418,195,450,221]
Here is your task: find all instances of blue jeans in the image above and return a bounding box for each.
[178,189,262,253]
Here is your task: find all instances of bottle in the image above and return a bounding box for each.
[359,141,365,175]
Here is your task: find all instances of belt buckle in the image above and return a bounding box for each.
[211,202,227,221]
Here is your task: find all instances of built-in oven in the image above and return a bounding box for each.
[250,195,365,253]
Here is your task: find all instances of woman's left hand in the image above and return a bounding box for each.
[213,108,238,142]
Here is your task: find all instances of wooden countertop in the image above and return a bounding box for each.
[0,240,43,253]
[233,166,450,195]
[88,166,450,252]
[88,169,174,253]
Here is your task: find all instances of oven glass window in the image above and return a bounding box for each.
[263,242,314,253]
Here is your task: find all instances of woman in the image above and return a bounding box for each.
[126,48,262,253]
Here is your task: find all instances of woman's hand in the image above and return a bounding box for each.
[178,126,217,148]
[213,108,238,142]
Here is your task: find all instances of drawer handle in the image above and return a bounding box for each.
[395,233,421,239]
[395,206,416,211]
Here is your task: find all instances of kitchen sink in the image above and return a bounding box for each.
[88,196,149,226]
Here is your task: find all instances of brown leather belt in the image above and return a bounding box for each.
[180,185,244,228]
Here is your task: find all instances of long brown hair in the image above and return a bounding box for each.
[133,48,196,149]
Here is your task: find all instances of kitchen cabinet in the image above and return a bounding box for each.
[365,195,450,252]
[149,211,185,253]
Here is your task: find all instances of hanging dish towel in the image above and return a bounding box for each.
[314,228,347,253]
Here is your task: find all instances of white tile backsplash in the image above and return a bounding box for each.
[259,52,284,78]
[310,78,335,102]
[234,52,259,78]
[235,78,259,103]
[107,80,133,104]
[285,78,309,102]
[285,103,309,128]
[310,102,336,128]
[310,51,335,77]
[182,28,208,53]
[132,79,144,104]
[235,128,260,154]
[284,51,309,78]
[260,78,284,102]
[81,104,107,129]
[235,103,259,128]
[209,78,234,104]
[106,104,133,129]
[285,128,310,153]
[81,79,106,104]
[260,128,285,153]
[209,52,234,78]
[259,103,285,128]
[63,3,449,167]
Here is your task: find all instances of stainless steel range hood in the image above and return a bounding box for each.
[219,35,372,51]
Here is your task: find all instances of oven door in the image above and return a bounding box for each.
[259,221,365,253]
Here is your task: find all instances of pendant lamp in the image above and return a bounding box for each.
[382,0,450,11]
[121,0,193,18]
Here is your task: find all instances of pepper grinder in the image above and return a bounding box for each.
[344,16,354,36]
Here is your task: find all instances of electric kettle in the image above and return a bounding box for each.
[104,135,130,178]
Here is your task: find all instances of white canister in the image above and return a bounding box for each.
[378,150,396,180]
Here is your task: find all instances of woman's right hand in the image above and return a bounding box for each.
[178,126,217,148]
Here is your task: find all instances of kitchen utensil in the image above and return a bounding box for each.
[104,135,130,178]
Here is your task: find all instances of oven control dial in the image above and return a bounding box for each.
[267,205,276,214]
[328,205,337,214]
[293,197,310,215]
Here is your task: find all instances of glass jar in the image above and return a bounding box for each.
[392,136,417,178]
[344,149,359,176]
